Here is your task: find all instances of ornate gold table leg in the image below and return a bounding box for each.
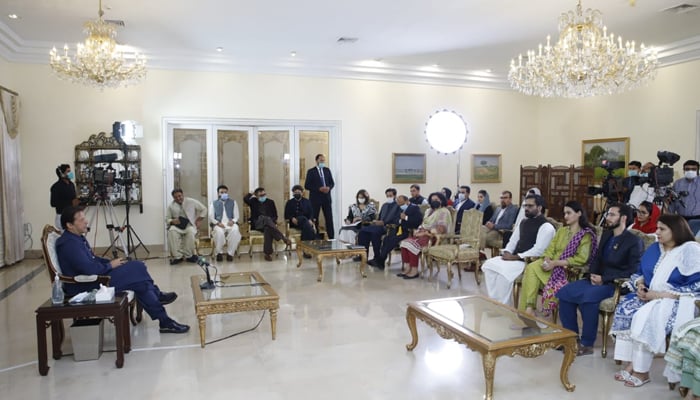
[405,307,419,350]
[296,246,303,267]
[482,352,496,400]
[197,314,207,348]
[269,308,278,340]
[360,252,367,278]
[560,338,577,392]
[317,255,324,282]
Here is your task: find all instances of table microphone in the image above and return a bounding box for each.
[197,256,216,289]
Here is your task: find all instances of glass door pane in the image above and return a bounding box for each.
[173,128,209,237]
[258,130,290,209]
[216,129,250,209]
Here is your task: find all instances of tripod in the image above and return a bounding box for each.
[87,196,129,259]
[120,179,150,259]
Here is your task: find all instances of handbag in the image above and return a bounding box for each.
[175,216,190,230]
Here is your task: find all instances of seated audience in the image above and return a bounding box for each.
[441,187,453,207]
[611,214,700,388]
[409,184,428,205]
[338,189,376,243]
[208,184,242,262]
[665,317,700,399]
[630,201,660,234]
[244,187,291,261]
[284,184,316,242]
[398,192,452,279]
[482,194,555,305]
[369,195,423,269]
[58,206,189,333]
[556,203,642,356]
[476,189,494,225]
[518,200,598,316]
[166,188,207,265]
[358,188,401,267]
[479,190,518,250]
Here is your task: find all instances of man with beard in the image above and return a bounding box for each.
[479,190,519,250]
[482,194,556,305]
[556,202,642,356]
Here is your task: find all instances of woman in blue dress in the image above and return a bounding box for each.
[610,214,700,388]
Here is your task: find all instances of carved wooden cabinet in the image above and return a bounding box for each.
[520,165,596,221]
[74,132,142,207]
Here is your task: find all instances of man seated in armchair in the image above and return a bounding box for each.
[479,190,519,250]
[57,206,189,334]
[358,188,401,266]
[208,184,242,262]
[244,187,291,261]
[285,185,316,258]
[368,195,422,269]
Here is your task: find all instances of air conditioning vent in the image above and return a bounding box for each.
[661,4,699,14]
[105,19,125,27]
[336,37,359,44]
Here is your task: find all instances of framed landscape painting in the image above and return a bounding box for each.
[582,137,630,179]
[392,153,426,183]
[472,154,501,183]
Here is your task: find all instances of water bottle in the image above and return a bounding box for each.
[51,274,64,305]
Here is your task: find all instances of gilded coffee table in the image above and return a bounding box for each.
[405,295,577,400]
[295,240,367,282]
[190,272,279,348]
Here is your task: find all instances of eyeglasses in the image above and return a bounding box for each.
[499,196,510,199]
[523,204,537,208]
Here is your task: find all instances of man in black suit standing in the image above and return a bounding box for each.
[305,154,335,238]
[369,195,423,269]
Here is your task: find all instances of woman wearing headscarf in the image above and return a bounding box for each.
[476,189,494,225]
[629,201,660,234]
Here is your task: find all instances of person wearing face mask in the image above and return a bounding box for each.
[305,154,335,238]
[628,162,656,208]
[621,161,642,204]
[370,195,423,269]
[208,184,242,262]
[670,160,700,235]
[244,187,291,261]
[284,185,316,246]
[338,189,376,245]
[358,188,401,268]
[453,185,476,234]
[398,192,452,279]
[50,163,79,230]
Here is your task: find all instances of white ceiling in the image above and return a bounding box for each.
[1,0,700,89]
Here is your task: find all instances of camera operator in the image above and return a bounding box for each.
[50,164,79,230]
[621,161,641,204]
[627,161,656,208]
[669,159,700,234]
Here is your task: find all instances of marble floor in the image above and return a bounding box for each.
[0,249,675,400]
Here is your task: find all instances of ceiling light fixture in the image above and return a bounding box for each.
[49,0,146,89]
[290,51,297,57]
[8,14,18,19]
[508,0,657,98]
[216,47,223,52]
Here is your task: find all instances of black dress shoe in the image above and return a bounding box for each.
[303,253,312,259]
[403,273,420,279]
[226,254,233,261]
[159,319,190,334]
[264,254,273,261]
[216,253,223,262]
[186,255,199,263]
[169,258,183,265]
[159,292,178,305]
[396,272,406,277]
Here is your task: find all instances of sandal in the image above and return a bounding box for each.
[576,346,594,356]
[624,374,651,387]
[614,370,632,382]
[679,386,689,397]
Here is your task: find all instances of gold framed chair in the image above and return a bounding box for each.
[242,204,285,258]
[424,209,482,288]
[41,225,143,325]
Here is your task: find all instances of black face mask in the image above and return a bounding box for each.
[293,193,302,200]
[430,201,441,209]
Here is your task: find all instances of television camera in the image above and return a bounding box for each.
[587,160,626,203]
[638,150,687,206]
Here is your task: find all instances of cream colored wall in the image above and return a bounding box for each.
[9,59,700,250]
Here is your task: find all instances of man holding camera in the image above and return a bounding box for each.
[670,159,700,234]
[166,189,207,265]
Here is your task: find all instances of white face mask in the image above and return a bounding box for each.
[685,170,698,179]
[458,193,465,201]
[358,197,366,204]
[385,197,395,204]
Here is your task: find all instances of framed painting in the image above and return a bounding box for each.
[472,154,501,183]
[581,137,630,179]
[392,153,426,183]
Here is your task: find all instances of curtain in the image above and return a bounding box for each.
[0,88,23,266]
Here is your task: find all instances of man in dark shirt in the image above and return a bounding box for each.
[284,184,316,242]
[56,206,189,334]
[369,195,423,269]
[50,163,78,229]
[408,184,428,205]
[304,154,335,238]
[358,188,401,266]
[244,187,291,261]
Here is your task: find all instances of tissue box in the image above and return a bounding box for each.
[95,285,115,302]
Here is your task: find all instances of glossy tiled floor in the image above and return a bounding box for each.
[0,250,674,399]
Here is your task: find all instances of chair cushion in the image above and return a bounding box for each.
[427,245,457,260]
[599,296,616,312]
[46,232,63,274]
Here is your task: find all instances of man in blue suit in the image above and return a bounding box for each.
[304,154,335,238]
[453,185,476,234]
[369,195,423,269]
[358,188,401,264]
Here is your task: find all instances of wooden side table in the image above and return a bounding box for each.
[35,294,131,375]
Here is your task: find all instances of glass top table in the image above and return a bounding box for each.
[405,295,577,400]
[295,240,367,282]
[190,271,279,348]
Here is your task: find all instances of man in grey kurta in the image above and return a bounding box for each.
[166,188,207,265]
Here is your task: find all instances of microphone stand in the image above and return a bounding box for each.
[197,257,216,289]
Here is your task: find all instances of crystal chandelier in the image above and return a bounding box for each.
[49,0,146,89]
[508,0,658,98]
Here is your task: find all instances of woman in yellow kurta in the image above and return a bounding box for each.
[518,200,597,315]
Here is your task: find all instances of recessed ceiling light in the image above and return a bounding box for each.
[432,64,440,68]
[216,47,223,52]
[8,14,18,19]
[290,51,297,57]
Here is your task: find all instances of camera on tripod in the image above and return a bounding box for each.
[643,150,683,204]
[587,160,625,202]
